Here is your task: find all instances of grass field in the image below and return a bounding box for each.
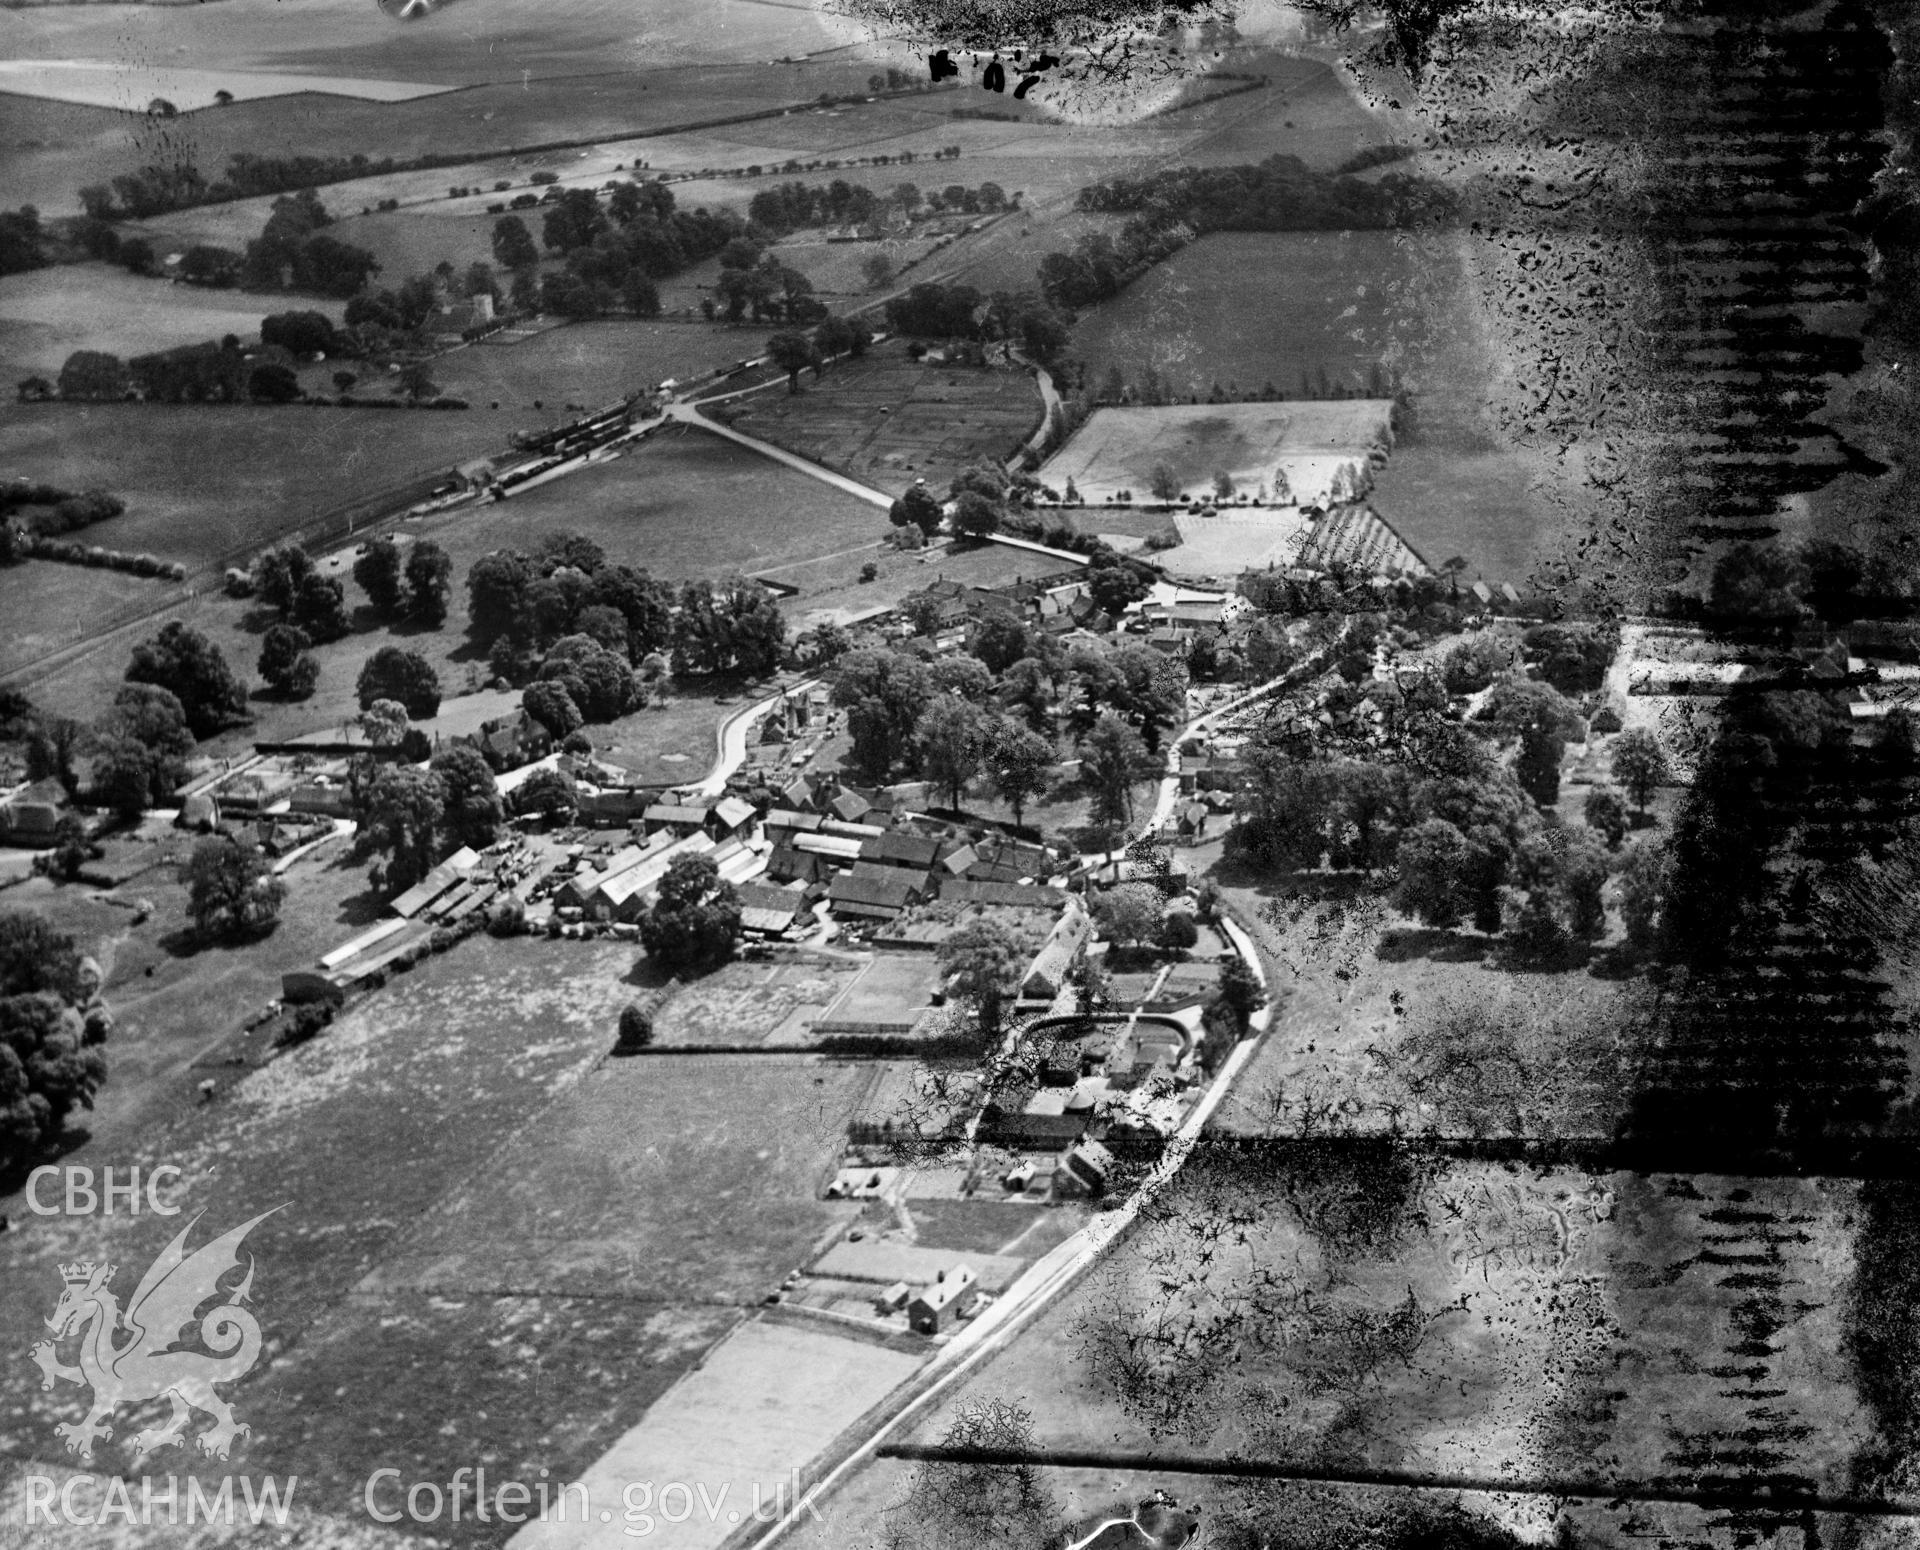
[0,935,634,1442]
[427,423,884,579]
[0,264,346,377]
[0,400,506,570]
[1071,229,1471,405]
[1366,442,1576,589]
[366,1052,869,1302]
[716,344,1043,497]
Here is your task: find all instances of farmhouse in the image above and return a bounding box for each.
[906,1266,979,1334]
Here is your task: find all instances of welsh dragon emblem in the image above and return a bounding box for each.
[30,1209,278,1462]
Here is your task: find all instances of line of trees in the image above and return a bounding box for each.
[1039,153,1455,310]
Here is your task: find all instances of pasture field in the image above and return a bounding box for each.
[1,419,859,750]
[537,1317,924,1550]
[715,345,1043,496]
[1366,442,1579,588]
[1070,229,1476,405]
[365,1052,869,1303]
[0,840,379,1156]
[0,263,346,376]
[0,401,505,570]
[1068,228,1586,582]
[0,937,636,1449]
[422,423,885,578]
[580,690,744,789]
[427,318,756,407]
[250,1293,741,1535]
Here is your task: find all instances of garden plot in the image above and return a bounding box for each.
[822,951,948,1032]
[651,957,866,1047]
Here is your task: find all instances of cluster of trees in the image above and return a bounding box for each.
[1040,154,1454,311]
[827,623,1181,827]
[464,532,785,706]
[250,542,350,644]
[489,181,745,319]
[0,911,109,1174]
[357,648,444,719]
[237,189,381,299]
[638,853,742,972]
[127,622,249,739]
[352,535,453,628]
[1229,695,1675,959]
[0,481,123,539]
[184,836,286,943]
[48,339,320,407]
[880,282,1071,365]
[0,205,45,277]
[352,745,503,894]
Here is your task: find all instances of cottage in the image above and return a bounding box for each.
[1021,905,1093,1000]
[906,1265,979,1334]
[1059,1138,1115,1196]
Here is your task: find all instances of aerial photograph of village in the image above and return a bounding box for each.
[1,0,1919,1545]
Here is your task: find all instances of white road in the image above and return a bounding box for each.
[663,401,895,509]
[687,678,821,799]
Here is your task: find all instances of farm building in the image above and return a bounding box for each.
[736,882,814,937]
[859,829,947,873]
[907,1265,979,1335]
[464,711,552,771]
[829,866,928,922]
[0,779,68,845]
